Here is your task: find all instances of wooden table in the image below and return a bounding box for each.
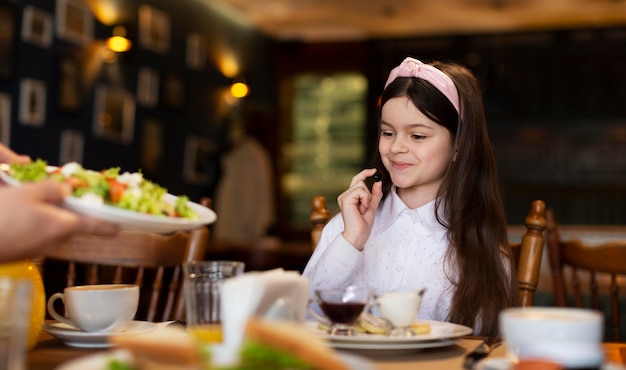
[28,328,500,370]
[27,328,626,370]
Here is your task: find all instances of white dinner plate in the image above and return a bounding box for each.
[55,348,375,370]
[43,321,157,348]
[0,165,216,234]
[307,320,473,354]
[63,193,216,234]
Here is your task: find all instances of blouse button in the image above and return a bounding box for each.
[396,265,403,272]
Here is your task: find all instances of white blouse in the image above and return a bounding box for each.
[303,188,458,323]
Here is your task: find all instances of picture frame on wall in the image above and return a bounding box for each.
[137,67,159,107]
[19,78,46,127]
[138,5,170,54]
[183,135,214,185]
[56,0,93,46]
[22,6,53,48]
[140,119,163,175]
[59,129,84,164]
[0,3,16,80]
[58,56,82,113]
[162,75,183,109]
[186,33,207,70]
[92,84,135,144]
[0,93,11,146]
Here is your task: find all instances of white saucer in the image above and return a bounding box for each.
[43,321,157,348]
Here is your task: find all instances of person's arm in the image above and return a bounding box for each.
[302,214,363,293]
[0,180,119,262]
[0,144,30,165]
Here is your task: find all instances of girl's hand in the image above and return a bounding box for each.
[337,168,383,250]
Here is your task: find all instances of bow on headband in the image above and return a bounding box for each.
[384,57,460,114]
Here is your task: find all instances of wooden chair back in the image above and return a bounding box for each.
[43,228,208,322]
[310,196,547,308]
[42,193,211,325]
[310,196,330,250]
[509,200,547,307]
[546,209,626,341]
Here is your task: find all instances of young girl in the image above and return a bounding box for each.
[303,57,517,337]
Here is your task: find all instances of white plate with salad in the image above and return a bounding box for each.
[0,160,217,234]
[56,349,375,370]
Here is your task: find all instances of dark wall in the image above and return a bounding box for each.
[368,28,626,224]
[274,27,626,227]
[3,0,625,228]
[375,28,626,224]
[0,0,276,203]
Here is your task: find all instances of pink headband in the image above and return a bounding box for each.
[384,57,460,114]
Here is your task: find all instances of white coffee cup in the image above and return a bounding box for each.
[47,284,139,333]
[499,307,604,368]
[376,290,423,328]
[374,288,425,337]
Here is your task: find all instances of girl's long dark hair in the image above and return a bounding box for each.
[372,60,517,336]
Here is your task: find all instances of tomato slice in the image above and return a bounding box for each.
[107,179,127,204]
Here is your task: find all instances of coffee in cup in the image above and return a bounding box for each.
[47,284,139,333]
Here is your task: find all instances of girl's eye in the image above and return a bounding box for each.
[381,131,394,137]
[411,134,426,140]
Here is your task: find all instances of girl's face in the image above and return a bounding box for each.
[379,96,454,208]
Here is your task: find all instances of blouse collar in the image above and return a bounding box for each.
[375,186,447,234]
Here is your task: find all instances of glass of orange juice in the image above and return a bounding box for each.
[183,261,245,344]
[187,324,223,344]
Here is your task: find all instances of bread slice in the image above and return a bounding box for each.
[108,326,203,369]
[245,319,348,370]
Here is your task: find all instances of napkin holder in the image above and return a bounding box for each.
[221,268,310,347]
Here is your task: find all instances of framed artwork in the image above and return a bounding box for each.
[56,0,93,46]
[59,129,84,164]
[140,119,163,174]
[183,135,214,185]
[0,3,16,80]
[19,78,46,127]
[0,93,10,146]
[58,56,82,113]
[138,5,170,54]
[162,75,183,109]
[137,67,159,107]
[22,6,53,48]
[186,33,207,70]
[92,84,135,144]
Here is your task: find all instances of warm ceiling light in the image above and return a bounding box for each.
[106,26,131,53]
[230,82,249,98]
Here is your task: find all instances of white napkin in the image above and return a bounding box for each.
[220,268,309,347]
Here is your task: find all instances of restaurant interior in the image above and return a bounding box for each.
[3,0,626,335]
[4,0,626,368]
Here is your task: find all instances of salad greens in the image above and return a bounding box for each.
[231,341,314,370]
[8,158,49,182]
[107,359,136,370]
[8,160,198,220]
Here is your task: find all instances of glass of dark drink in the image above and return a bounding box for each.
[313,285,372,336]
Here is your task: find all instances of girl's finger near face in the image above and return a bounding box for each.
[349,168,378,187]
